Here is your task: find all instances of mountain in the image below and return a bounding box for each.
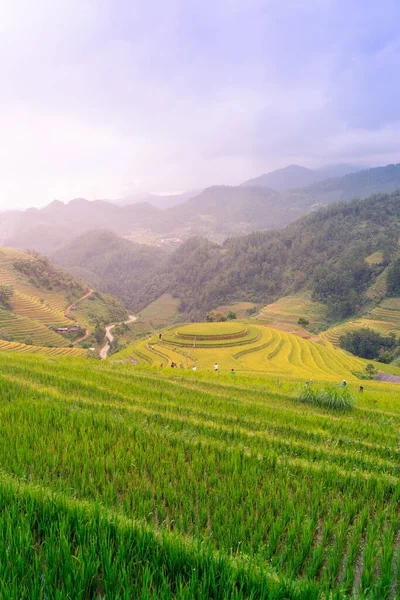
[157,185,314,240]
[51,230,165,307]
[4,163,400,255]
[131,190,400,321]
[241,163,365,190]
[301,163,400,204]
[314,163,366,179]
[241,164,319,190]
[116,190,201,209]
[2,199,161,253]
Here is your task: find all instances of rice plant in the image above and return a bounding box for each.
[0,352,396,598]
[298,383,355,410]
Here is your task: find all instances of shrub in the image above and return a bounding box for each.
[299,384,355,411]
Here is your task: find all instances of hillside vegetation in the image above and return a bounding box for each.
[130,191,400,323]
[0,352,399,598]
[51,230,163,308]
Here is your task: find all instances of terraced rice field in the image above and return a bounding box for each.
[0,353,398,598]
[140,293,181,327]
[162,322,261,347]
[258,296,329,332]
[321,297,400,348]
[0,247,29,262]
[0,310,67,346]
[217,301,259,318]
[115,322,396,380]
[0,340,85,356]
[0,265,17,286]
[9,290,71,326]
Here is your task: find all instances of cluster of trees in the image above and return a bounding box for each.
[13,255,85,299]
[206,310,237,322]
[340,328,399,363]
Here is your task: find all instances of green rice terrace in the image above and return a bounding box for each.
[114,320,400,381]
[162,322,261,347]
[0,351,399,599]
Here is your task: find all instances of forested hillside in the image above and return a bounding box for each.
[51,230,164,307]
[132,191,400,320]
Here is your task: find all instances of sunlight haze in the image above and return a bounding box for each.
[0,0,399,208]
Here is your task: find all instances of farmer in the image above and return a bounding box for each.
[359,385,364,392]
[231,368,236,375]
[159,332,162,341]
[341,379,347,388]
[192,365,197,372]
[214,362,219,373]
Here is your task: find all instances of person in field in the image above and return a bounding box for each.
[341,379,347,388]
[231,368,236,375]
[359,385,364,392]
[192,365,197,372]
[214,362,219,373]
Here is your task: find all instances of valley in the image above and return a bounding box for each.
[0,167,400,600]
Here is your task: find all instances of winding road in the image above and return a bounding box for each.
[100,315,137,359]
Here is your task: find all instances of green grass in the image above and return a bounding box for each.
[0,353,398,598]
[365,251,384,265]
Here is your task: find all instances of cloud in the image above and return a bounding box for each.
[0,0,399,208]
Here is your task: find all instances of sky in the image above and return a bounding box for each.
[0,0,400,209]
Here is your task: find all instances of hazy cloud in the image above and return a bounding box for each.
[0,0,399,208]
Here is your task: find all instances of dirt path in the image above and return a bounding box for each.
[100,315,137,359]
[375,372,400,384]
[65,289,94,345]
[65,288,94,317]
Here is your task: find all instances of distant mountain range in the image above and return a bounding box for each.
[2,162,400,254]
[240,163,366,189]
[114,190,200,209]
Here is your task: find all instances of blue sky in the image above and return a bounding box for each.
[0,0,399,208]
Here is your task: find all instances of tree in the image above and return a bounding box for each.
[365,363,377,377]
[298,317,309,326]
[94,324,105,344]
[386,259,400,296]
[227,311,237,320]
[0,285,13,309]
